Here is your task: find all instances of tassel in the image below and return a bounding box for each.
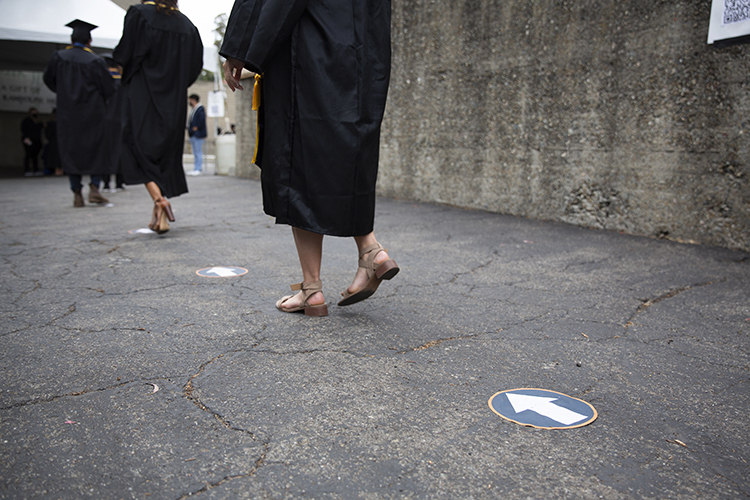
[252,74,262,111]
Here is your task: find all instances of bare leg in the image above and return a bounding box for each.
[281,227,325,308]
[146,181,162,202]
[346,231,391,295]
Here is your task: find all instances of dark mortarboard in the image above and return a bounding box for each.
[66,19,98,40]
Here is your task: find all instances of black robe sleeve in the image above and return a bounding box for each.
[42,52,58,92]
[113,7,149,85]
[220,0,310,73]
[95,58,117,101]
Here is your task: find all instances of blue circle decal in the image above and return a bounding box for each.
[196,267,249,278]
[489,388,597,429]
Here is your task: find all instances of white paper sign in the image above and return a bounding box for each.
[0,71,57,113]
[708,0,750,43]
[207,90,225,118]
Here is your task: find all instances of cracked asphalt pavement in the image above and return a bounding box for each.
[1,175,748,499]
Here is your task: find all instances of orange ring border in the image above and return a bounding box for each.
[488,388,598,430]
[195,267,249,278]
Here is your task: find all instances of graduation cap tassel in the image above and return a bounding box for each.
[252,74,262,111]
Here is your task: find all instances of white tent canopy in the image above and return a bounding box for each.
[0,0,126,49]
[0,0,216,71]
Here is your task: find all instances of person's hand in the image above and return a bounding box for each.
[23,138,32,146]
[223,56,245,92]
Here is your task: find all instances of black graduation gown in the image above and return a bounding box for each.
[113,4,203,198]
[105,70,124,174]
[43,46,116,176]
[43,119,60,172]
[220,0,392,237]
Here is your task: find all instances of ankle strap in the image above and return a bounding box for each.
[290,279,323,293]
[358,243,383,259]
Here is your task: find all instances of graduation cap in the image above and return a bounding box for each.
[66,19,98,41]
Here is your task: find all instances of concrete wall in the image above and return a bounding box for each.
[233,76,260,180]
[379,0,750,251]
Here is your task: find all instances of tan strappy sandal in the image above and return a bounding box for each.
[338,243,399,306]
[276,279,329,317]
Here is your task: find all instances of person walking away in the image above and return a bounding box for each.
[186,94,206,176]
[102,54,126,192]
[43,20,116,207]
[221,0,399,316]
[21,108,43,176]
[113,0,203,234]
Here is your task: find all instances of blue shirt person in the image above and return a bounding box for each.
[187,94,206,175]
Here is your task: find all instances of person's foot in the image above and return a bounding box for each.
[278,290,325,310]
[345,248,391,296]
[88,184,109,204]
[73,190,84,207]
[338,243,399,307]
[34,171,43,176]
[187,170,201,176]
[276,280,328,316]
[24,172,33,177]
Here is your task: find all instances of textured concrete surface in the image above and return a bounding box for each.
[381,0,750,251]
[233,80,260,181]
[1,175,748,499]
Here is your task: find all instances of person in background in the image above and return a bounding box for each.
[113,0,203,234]
[186,93,206,176]
[42,108,61,176]
[43,19,115,207]
[21,108,43,176]
[102,54,125,192]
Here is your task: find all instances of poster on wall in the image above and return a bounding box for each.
[708,0,750,44]
[0,71,56,114]
[207,90,225,118]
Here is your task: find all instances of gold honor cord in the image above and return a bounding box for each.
[252,74,262,110]
[66,45,96,55]
[142,1,179,10]
[252,73,262,164]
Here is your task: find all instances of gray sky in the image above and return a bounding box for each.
[111,0,236,48]
[177,0,236,48]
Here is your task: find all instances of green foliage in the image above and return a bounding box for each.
[197,69,214,82]
[214,13,228,80]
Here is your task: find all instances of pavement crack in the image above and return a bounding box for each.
[106,283,183,296]
[252,348,368,358]
[11,280,41,304]
[399,333,482,354]
[184,349,264,439]
[174,446,269,500]
[624,280,719,330]
[449,251,497,284]
[181,349,271,498]
[0,379,138,411]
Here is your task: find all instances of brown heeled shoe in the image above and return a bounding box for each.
[276,279,328,317]
[338,243,399,306]
[148,204,158,231]
[153,198,174,234]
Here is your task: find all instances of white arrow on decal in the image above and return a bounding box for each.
[206,267,237,277]
[506,394,587,425]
